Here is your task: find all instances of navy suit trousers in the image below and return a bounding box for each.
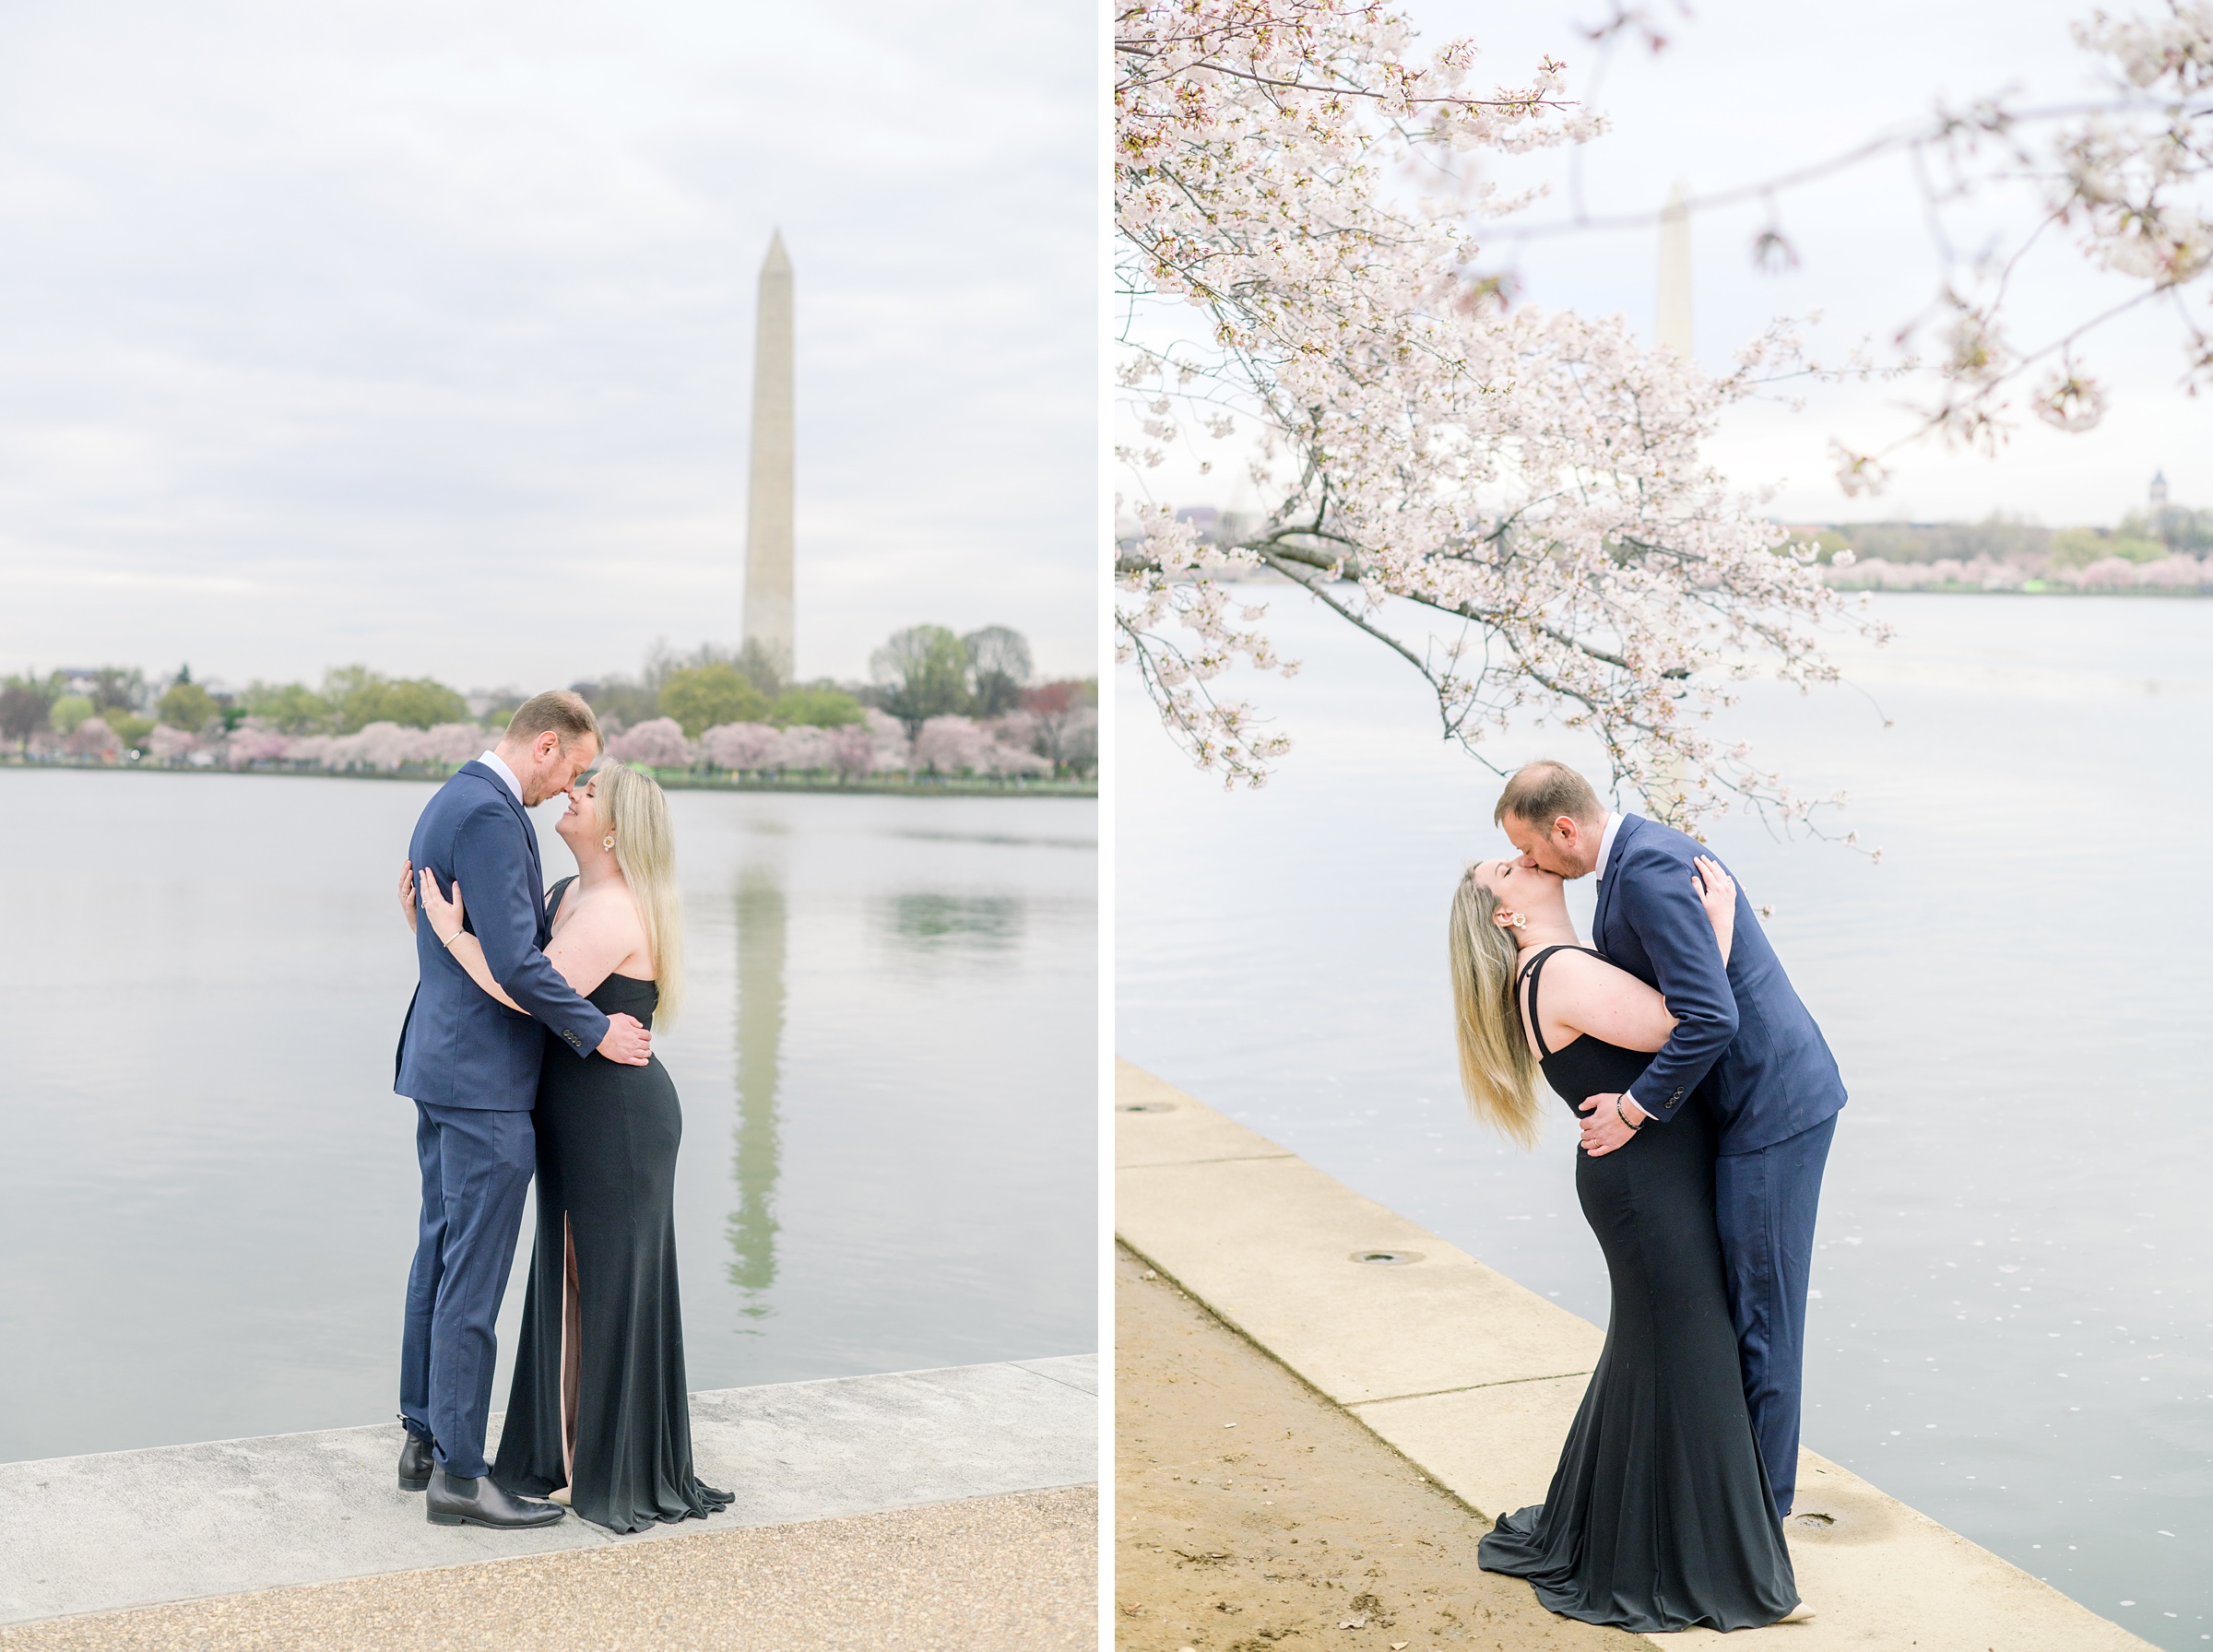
[1713,1112,1837,1516]
[398,1103,535,1479]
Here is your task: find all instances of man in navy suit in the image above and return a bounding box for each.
[393,690,652,1529]
[1498,760,1846,1516]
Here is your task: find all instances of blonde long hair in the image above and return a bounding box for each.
[597,761,685,1026]
[1448,867,1544,1149]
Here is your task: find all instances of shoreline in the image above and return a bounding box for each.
[0,758,1096,798]
[1114,1058,2153,1649]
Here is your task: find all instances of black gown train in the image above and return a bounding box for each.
[492,879,732,1534]
[1476,944,1798,1633]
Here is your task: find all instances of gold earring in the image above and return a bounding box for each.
[602,834,615,851]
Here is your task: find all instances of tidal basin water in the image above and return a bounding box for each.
[1119,591,2212,1650]
[3,772,1095,1465]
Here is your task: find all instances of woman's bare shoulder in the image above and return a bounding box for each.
[560,879,645,939]
[1542,946,1659,1000]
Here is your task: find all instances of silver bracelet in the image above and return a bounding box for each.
[1615,1096,1643,1130]
[441,931,461,950]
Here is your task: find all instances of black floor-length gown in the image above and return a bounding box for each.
[492,879,731,1534]
[1476,944,1798,1632]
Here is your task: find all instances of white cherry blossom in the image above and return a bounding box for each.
[1116,0,1873,824]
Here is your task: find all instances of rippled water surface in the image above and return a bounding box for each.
[3,773,1095,1464]
[1118,592,2212,1649]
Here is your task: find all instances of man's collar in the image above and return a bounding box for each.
[1595,810,1634,880]
[478,749,525,808]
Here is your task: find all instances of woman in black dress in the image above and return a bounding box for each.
[1447,853,1804,1632]
[418,761,730,1534]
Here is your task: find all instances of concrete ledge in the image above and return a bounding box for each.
[1116,1062,1602,1407]
[1115,1060,2150,1651]
[0,1355,1095,1628]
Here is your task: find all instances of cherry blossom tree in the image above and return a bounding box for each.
[606,717,694,770]
[915,715,989,776]
[65,716,120,761]
[224,723,291,768]
[777,725,835,773]
[864,708,913,775]
[415,723,488,768]
[1115,0,1870,826]
[1436,6,2213,490]
[698,722,782,773]
[146,724,203,763]
[830,723,878,779]
[979,713,1055,777]
[325,721,420,771]
[1021,681,1100,775]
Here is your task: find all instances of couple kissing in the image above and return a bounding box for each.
[1450,760,1846,1632]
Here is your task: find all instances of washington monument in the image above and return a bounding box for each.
[1656,181,1692,358]
[743,230,795,682]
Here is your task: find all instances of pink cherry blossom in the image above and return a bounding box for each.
[606,716,694,770]
[224,723,291,768]
[65,716,120,760]
[146,724,203,762]
[830,723,878,778]
[325,721,419,771]
[915,715,989,775]
[777,725,834,773]
[415,722,488,768]
[864,708,912,773]
[698,722,782,772]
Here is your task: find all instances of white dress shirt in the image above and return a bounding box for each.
[477,749,524,808]
[1594,809,1630,882]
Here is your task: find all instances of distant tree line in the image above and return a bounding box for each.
[1,624,1098,779]
[1798,503,2213,575]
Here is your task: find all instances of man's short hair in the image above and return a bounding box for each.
[504,690,600,753]
[1495,760,1603,830]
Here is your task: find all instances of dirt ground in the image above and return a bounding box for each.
[0,1487,1095,1652]
[1115,1244,1633,1652]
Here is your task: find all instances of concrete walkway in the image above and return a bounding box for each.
[0,1355,1095,1629]
[1116,1059,2150,1651]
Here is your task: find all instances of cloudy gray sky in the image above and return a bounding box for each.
[0,0,1095,695]
[1138,0,2213,529]
[1452,0,2213,527]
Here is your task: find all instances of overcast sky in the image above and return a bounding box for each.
[1139,0,2213,529]
[0,0,1094,694]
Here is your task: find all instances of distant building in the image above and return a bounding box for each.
[2150,469,2170,510]
[1656,182,1692,358]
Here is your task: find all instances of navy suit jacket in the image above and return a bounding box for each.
[1593,813,1846,1155]
[394,762,610,1110]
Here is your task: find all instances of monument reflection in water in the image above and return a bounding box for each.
[586,791,1092,1390]
[0,778,1095,1464]
[728,872,783,1317]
